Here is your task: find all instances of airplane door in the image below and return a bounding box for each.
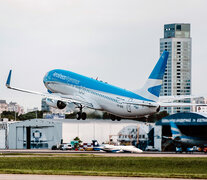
[127,104,131,112]
[127,99,133,112]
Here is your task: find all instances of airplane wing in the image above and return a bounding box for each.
[6,70,99,110]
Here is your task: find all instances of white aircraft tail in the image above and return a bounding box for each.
[134,51,169,102]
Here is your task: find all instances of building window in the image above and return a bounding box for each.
[176,25,181,30]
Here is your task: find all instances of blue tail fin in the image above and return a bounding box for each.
[170,121,182,139]
[134,51,169,102]
[148,51,169,80]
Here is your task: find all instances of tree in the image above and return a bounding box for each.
[1,111,15,120]
[1,110,48,121]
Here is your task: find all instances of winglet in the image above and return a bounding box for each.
[6,70,12,88]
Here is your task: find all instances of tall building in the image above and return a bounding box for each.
[160,23,191,114]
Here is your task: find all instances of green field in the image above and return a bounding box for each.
[0,156,207,179]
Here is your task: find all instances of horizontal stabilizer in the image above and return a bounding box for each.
[159,102,207,107]
[159,95,205,103]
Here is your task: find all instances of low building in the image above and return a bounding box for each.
[0,100,24,115]
[0,118,151,150]
[0,100,8,114]
[0,119,62,149]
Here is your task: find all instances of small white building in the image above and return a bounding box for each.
[0,119,62,149]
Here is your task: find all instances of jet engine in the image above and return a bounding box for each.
[45,98,67,109]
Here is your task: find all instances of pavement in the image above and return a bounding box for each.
[0,149,207,157]
[0,174,204,180]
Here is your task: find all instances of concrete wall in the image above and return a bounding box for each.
[154,125,162,151]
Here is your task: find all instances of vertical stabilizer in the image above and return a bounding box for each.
[170,121,182,139]
[134,51,169,102]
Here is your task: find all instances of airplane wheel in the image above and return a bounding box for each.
[117,117,121,121]
[82,112,87,120]
[110,115,116,121]
[77,112,81,120]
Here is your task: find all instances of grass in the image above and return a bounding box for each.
[0,156,207,178]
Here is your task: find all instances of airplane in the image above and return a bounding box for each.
[94,144,143,153]
[166,121,207,146]
[5,51,203,121]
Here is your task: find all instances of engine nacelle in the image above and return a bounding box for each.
[45,98,67,110]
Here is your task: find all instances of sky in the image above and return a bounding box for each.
[0,0,207,110]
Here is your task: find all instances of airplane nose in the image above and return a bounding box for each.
[43,71,50,84]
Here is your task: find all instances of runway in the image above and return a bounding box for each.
[0,149,206,157]
[0,174,203,180]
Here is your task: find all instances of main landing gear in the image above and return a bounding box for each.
[110,114,121,121]
[76,105,87,120]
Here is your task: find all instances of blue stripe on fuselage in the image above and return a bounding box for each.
[43,69,153,102]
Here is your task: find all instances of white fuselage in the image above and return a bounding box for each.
[102,144,143,153]
[45,81,159,118]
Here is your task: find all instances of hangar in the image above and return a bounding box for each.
[154,112,207,151]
